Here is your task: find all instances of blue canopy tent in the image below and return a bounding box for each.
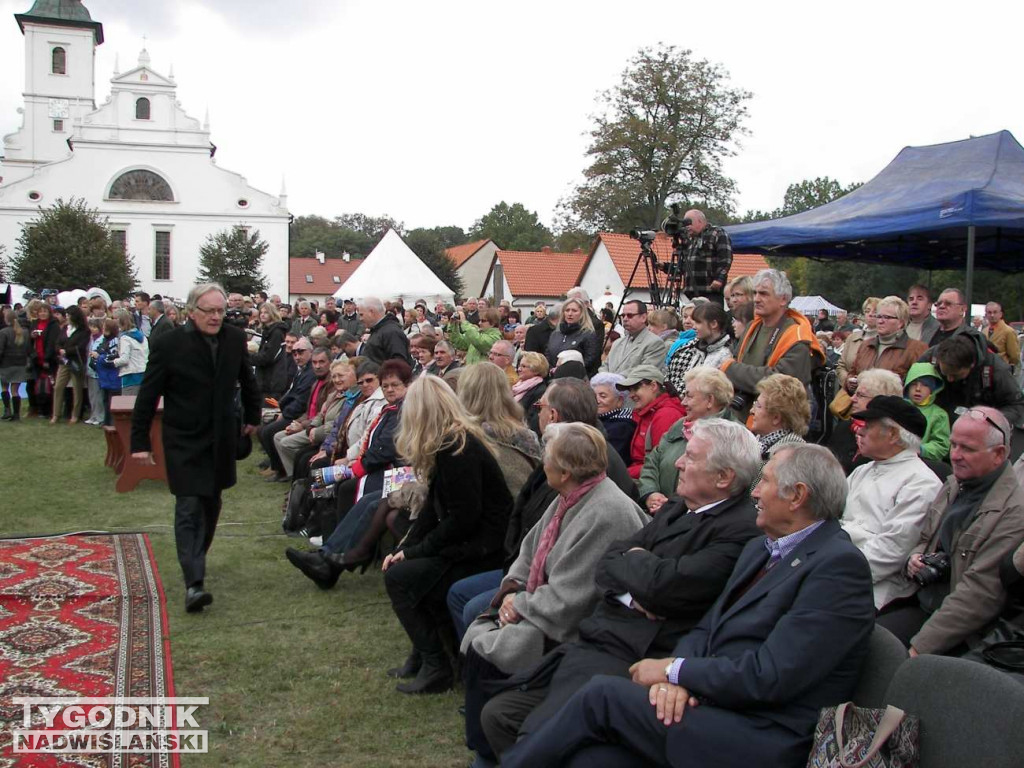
[726,130,1024,305]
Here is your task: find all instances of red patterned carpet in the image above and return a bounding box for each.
[0,534,179,767]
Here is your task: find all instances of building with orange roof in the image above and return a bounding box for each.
[482,247,588,308]
[444,238,498,299]
[288,254,362,303]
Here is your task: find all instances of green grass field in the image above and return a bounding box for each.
[0,415,468,767]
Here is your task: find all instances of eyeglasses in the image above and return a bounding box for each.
[489,352,510,359]
[358,377,377,385]
[292,349,310,356]
[934,300,963,308]
[194,306,226,316]
[875,314,899,321]
[620,312,644,319]
[964,408,1009,446]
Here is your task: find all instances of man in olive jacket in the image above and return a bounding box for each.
[880,406,1024,655]
[131,283,261,613]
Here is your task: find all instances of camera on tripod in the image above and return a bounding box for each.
[629,228,659,245]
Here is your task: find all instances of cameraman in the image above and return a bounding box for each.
[678,209,732,305]
[878,406,1024,656]
[223,293,250,331]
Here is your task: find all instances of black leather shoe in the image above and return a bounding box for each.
[185,586,213,613]
[285,547,340,590]
[386,650,422,679]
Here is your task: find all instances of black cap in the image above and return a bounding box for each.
[851,395,927,438]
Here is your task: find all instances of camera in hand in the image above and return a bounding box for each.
[913,551,951,586]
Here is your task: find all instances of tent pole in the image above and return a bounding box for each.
[965,226,976,307]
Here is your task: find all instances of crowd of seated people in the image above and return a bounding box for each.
[30,275,1024,766]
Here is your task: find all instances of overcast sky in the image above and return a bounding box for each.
[2,0,1022,235]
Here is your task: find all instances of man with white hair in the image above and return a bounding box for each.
[487,340,518,386]
[880,406,1024,656]
[843,396,942,609]
[722,269,824,421]
[680,209,732,305]
[357,296,411,365]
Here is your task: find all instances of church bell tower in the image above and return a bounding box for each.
[1,0,103,182]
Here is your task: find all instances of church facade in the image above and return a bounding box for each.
[0,1,290,301]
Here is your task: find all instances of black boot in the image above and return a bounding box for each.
[395,652,453,694]
[386,649,422,679]
[285,548,340,589]
[0,392,11,421]
[323,550,372,575]
[9,397,20,421]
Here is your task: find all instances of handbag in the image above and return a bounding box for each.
[829,388,853,419]
[962,616,1024,678]
[806,702,919,768]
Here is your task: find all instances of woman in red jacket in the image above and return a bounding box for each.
[616,364,686,479]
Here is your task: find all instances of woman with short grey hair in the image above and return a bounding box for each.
[590,372,634,463]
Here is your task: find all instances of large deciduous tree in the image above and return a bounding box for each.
[561,45,750,233]
[198,228,270,295]
[470,201,552,251]
[5,197,138,298]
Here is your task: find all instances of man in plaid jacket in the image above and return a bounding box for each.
[681,210,733,304]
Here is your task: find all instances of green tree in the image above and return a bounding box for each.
[289,215,374,259]
[561,44,751,233]
[470,201,553,251]
[198,228,269,295]
[5,197,137,297]
[334,213,405,243]
[404,228,465,295]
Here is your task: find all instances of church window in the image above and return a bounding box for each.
[155,231,171,280]
[109,229,127,254]
[53,119,64,132]
[109,170,173,201]
[52,47,66,75]
[135,98,151,120]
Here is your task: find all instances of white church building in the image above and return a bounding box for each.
[0,0,290,301]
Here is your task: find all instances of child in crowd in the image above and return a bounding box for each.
[904,362,950,462]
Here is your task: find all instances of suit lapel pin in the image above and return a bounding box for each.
[791,558,802,567]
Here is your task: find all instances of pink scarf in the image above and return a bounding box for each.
[682,420,696,441]
[512,376,543,402]
[526,472,607,593]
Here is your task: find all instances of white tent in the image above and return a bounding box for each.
[2,283,34,304]
[791,295,845,315]
[332,229,455,305]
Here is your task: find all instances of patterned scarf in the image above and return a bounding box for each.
[526,472,607,593]
[757,429,796,459]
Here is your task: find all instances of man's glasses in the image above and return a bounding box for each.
[875,314,899,321]
[292,349,310,356]
[934,300,963,308]
[358,377,377,385]
[964,408,1010,446]
[194,306,226,316]
[620,312,643,319]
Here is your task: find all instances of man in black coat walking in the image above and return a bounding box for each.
[357,297,411,365]
[131,283,261,613]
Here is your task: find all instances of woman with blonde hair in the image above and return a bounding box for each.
[750,374,810,481]
[0,307,31,420]
[382,375,513,694]
[459,362,542,499]
[837,297,880,388]
[513,350,548,435]
[844,295,926,391]
[545,297,599,376]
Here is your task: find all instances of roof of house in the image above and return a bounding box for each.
[494,247,589,298]
[588,232,769,288]
[288,257,363,296]
[445,239,493,268]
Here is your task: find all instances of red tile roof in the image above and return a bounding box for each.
[495,248,589,298]
[589,232,769,287]
[445,239,493,268]
[288,257,363,296]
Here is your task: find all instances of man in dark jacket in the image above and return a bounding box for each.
[147,300,174,345]
[131,283,261,613]
[481,419,762,759]
[258,337,315,478]
[922,330,1024,427]
[358,297,411,364]
[524,305,558,354]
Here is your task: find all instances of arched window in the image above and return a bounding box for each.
[52,47,66,75]
[108,170,174,201]
[135,98,151,120]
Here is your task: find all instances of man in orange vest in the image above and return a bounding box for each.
[721,269,825,422]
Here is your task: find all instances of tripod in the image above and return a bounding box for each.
[614,236,687,321]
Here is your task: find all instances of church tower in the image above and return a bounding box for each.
[1,0,103,183]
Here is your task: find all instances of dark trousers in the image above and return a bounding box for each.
[501,674,803,768]
[101,387,120,427]
[259,417,289,473]
[174,494,222,588]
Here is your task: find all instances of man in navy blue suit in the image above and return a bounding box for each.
[502,443,875,768]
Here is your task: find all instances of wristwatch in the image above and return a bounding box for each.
[664,661,673,681]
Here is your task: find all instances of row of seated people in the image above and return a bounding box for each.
[278,359,1024,767]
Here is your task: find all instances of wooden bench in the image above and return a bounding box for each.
[110,395,167,493]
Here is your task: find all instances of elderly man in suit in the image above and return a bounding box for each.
[480,419,762,761]
[131,283,261,613]
[502,443,875,768]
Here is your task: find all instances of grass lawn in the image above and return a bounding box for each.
[0,415,468,767]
